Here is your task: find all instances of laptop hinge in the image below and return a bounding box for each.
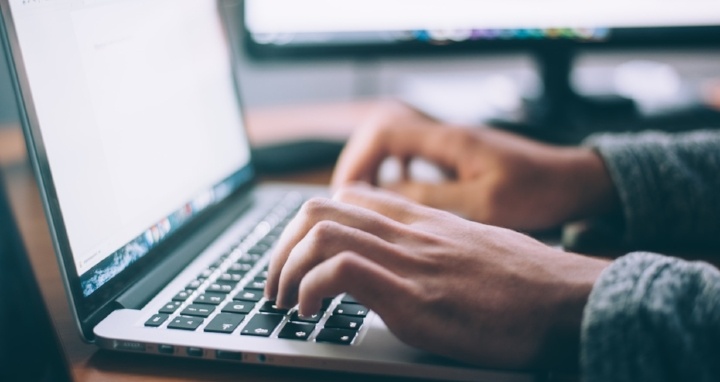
[115,192,256,310]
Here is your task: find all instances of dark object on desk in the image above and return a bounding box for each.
[0,175,73,382]
[252,139,345,174]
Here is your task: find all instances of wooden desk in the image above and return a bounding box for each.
[0,100,416,382]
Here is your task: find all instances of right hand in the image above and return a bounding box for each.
[332,102,619,231]
[265,185,611,369]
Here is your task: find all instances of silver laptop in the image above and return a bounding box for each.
[1,1,532,380]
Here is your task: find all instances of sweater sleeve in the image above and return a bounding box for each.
[581,252,720,382]
[584,130,720,246]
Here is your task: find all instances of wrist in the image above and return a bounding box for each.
[561,148,620,221]
[541,254,611,371]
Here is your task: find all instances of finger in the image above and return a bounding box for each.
[331,126,387,187]
[385,181,470,216]
[331,123,466,189]
[399,155,412,182]
[275,221,411,308]
[265,197,406,299]
[333,184,429,224]
[297,251,413,321]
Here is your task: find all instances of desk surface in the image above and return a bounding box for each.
[0,100,422,382]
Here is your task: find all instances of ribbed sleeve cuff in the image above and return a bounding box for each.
[581,252,720,382]
[583,130,720,246]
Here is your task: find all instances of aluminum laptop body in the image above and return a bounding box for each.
[0,0,532,380]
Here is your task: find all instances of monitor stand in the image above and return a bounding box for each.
[491,45,720,145]
[490,45,637,144]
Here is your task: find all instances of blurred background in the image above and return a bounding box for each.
[3,0,720,136]
[5,39,720,125]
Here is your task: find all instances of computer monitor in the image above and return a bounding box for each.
[242,0,720,139]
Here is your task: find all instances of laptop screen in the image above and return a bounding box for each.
[5,0,252,297]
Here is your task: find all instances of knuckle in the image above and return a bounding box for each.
[330,252,359,280]
[456,129,483,157]
[307,220,341,246]
[444,126,470,146]
[362,114,394,141]
[300,197,331,219]
[365,126,388,148]
[333,185,359,203]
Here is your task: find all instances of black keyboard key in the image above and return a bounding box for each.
[236,257,256,265]
[204,313,246,334]
[228,262,252,274]
[185,277,205,290]
[290,311,322,324]
[245,279,266,291]
[315,328,356,345]
[167,316,204,331]
[215,278,239,286]
[210,256,228,268]
[333,303,368,317]
[341,294,360,304]
[240,314,283,337]
[278,322,315,341]
[256,241,272,250]
[221,301,255,314]
[199,268,215,278]
[248,243,270,255]
[321,297,334,311]
[194,292,226,305]
[185,278,205,290]
[324,315,363,331]
[259,300,289,315]
[217,273,243,283]
[186,347,203,357]
[159,301,182,314]
[233,289,263,302]
[241,253,262,262]
[257,237,276,247]
[172,290,192,302]
[181,304,215,318]
[206,283,234,294]
[145,314,169,327]
[246,250,266,259]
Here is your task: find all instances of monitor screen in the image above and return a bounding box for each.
[5,0,252,297]
[244,0,720,53]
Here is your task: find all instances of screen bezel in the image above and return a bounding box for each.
[0,0,256,340]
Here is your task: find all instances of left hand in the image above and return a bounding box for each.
[331,102,618,231]
[264,185,610,369]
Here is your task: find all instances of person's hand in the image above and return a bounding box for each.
[265,185,611,369]
[332,102,619,231]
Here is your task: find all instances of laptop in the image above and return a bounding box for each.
[0,174,73,382]
[1,1,532,380]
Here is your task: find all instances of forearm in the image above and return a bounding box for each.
[581,252,720,382]
[584,130,720,246]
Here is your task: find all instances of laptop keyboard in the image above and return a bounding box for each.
[143,193,368,346]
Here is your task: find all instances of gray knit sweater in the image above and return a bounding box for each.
[581,131,720,381]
